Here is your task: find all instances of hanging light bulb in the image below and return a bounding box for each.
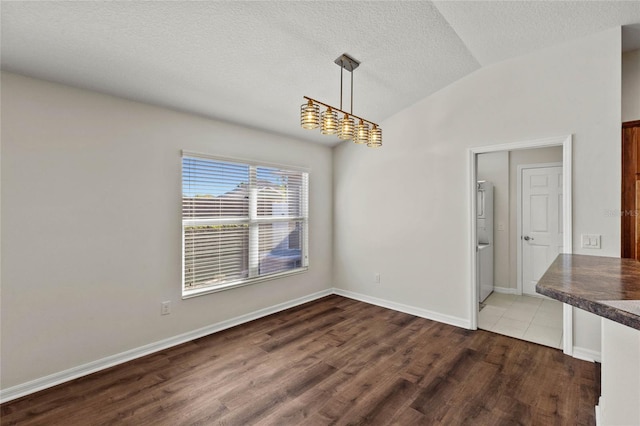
[367,125,382,148]
[354,119,369,144]
[321,107,339,135]
[300,99,319,130]
[338,113,355,140]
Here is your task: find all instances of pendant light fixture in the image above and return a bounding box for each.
[321,107,339,135]
[300,99,320,129]
[368,125,382,148]
[300,54,382,148]
[354,119,370,144]
[338,114,355,140]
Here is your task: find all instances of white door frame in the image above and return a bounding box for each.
[516,162,563,296]
[468,135,574,356]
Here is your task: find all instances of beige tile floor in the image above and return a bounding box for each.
[478,292,563,349]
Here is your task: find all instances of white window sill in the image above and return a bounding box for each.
[182,267,309,299]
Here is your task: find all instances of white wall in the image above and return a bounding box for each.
[0,72,333,389]
[334,28,621,354]
[477,152,509,290]
[622,49,640,122]
[600,319,640,425]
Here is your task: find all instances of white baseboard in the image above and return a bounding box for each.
[4,286,546,403]
[492,286,519,295]
[333,288,471,329]
[0,288,333,404]
[572,346,602,363]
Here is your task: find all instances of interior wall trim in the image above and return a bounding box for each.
[333,288,471,329]
[572,346,602,363]
[492,286,519,295]
[1,286,597,404]
[0,288,333,404]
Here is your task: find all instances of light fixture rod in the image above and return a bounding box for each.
[340,66,343,111]
[303,96,378,127]
[350,70,353,114]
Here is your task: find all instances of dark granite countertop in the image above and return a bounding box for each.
[536,254,640,330]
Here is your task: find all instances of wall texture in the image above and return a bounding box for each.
[0,73,333,389]
[333,28,621,353]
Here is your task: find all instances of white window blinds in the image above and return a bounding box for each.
[182,154,308,296]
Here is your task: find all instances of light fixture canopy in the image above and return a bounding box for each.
[300,54,382,148]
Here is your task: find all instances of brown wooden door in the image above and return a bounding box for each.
[622,120,640,260]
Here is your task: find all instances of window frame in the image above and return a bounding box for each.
[181,151,309,299]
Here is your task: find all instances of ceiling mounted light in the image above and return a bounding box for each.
[300,53,382,148]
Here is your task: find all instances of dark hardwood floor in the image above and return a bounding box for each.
[1,295,600,425]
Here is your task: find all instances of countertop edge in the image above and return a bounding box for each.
[537,282,640,331]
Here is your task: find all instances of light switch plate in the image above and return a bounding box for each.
[581,234,601,249]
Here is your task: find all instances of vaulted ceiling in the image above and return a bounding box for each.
[2,1,640,146]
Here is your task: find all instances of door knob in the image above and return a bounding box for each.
[523,236,534,241]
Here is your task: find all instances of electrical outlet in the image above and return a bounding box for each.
[374,273,381,284]
[161,301,171,315]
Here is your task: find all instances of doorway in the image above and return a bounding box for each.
[469,135,573,355]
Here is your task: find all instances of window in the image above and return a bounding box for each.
[182,153,308,297]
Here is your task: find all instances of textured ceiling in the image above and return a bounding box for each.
[2,1,639,146]
[434,1,640,65]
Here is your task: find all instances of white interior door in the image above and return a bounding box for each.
[521,166,563,296]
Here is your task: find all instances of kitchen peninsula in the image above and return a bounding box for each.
[537,254,640,426]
